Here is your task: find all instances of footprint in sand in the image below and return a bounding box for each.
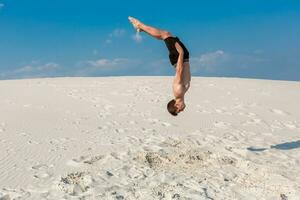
[18,132,29,137]
[126,135,142,143]
[49,138,70,152]
[161,122,172,127]
[215,108,226,113]
[270,120,299,130]
[147,118,172,127]
[214,121,231,128]
[270,120,285,130]
[97,111,112,118]
[217,155,238,166]
[23,104,32,108]
[114,128,126,133]
[242,118,263,125]
[149,98,161,103]
[0,188,31,200]
[270,109,289,116]
[136,138,238,173]
[246,112,257,117]
[58,172,94,196]
[17,132,40,144]
[196,105,212,114]
[140,127,156,134]
[129,120,137,125]
[27,140,39,145]
[140,149,213,170]
[0,122,6,133]
[104,104,115,111]
[31,163,54,180]
[283,121,299,129]
[67,155,104,167]
[233,103,245,110]
[196,109,211,114]
[238,112,257,117]
[97,125,109,130]
[147,118,160,124]
[216,108,233,115]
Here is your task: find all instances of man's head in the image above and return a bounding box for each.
[167,99,185,116]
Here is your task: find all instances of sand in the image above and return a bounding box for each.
[0,76,299,199]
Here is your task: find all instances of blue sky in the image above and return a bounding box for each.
[0,0,300,80]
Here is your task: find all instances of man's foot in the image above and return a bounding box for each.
[128,16,143,32]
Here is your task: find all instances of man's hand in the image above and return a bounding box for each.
[174,42,184,84]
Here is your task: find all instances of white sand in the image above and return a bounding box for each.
[0,77,299,199]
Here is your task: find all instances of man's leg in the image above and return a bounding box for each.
[128,16,172,40]
[140,23,172,40]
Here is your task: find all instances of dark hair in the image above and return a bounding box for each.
[167,99,177,116]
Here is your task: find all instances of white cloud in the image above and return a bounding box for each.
[105,39,112,44]
[36,62,59,71]
[87,58,129,68]
[14,65,34,73]
[92,49,99,55]
[189,50,273,77]
[105,28,126,44]
[87,59,110,67]
[0,62,61,79]
[74,57,140,76]
[190,50,229,73]
[132,32,143,43]
[147,58,171,75]
[109,28,126,38]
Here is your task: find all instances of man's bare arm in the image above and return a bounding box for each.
[174,42,184,83]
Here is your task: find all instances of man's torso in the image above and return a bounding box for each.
[173,62,191,98]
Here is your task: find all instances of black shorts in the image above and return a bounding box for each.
[164,36,189,66]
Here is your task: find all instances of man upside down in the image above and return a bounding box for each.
[128,16,191,116]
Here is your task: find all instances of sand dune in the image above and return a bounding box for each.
[0,77,299,199]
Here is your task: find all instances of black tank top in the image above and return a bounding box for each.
[164,36,189,65]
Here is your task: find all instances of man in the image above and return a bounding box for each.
[128,16,191,116]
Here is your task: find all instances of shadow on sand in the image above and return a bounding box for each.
[247,140,300,152]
